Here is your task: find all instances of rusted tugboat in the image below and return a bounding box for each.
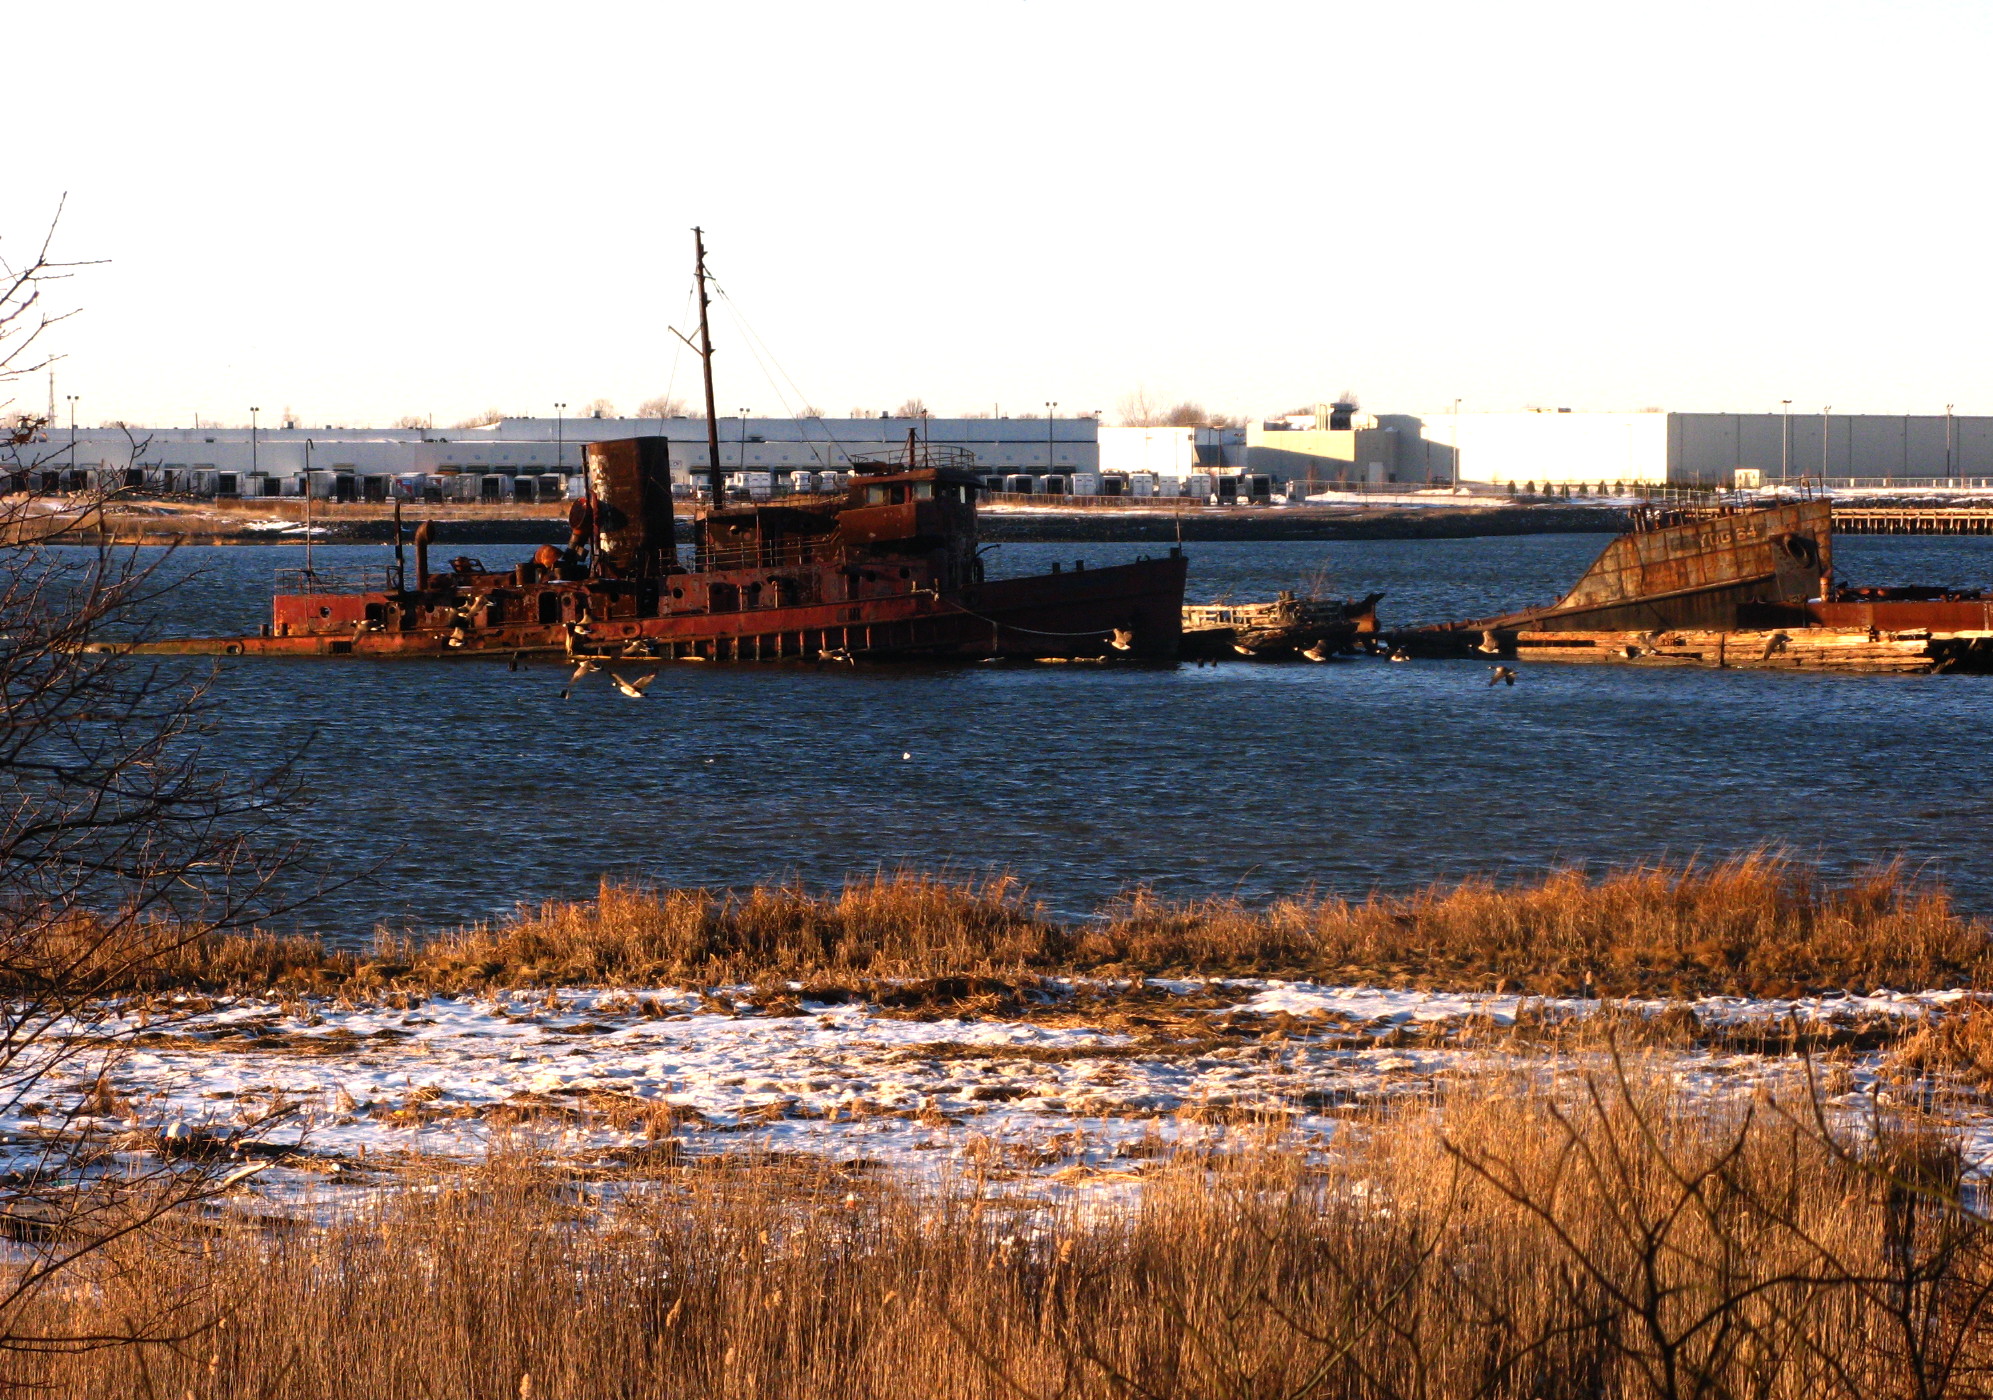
[1395,496,1993,673]
[113,234,1186,664]
[113,439,1186,664]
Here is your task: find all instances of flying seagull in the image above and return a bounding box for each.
[1108,628,1134,652]
[1488,665,1517,687]
[559,658,599,699]
[611,672,658,699]
[1301,641,1331,662]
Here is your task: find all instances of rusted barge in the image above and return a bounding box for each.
[1180,591,1382,660]
[1396,497,1993,674]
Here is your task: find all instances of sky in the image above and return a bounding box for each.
[8,0,1993,429]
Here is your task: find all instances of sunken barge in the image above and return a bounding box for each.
[109,439,1188,664]
[1394,497,1993,674]
[1180,591,1382,660]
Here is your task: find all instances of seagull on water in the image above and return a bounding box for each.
[1388,646,1411,663]
[611,672,658,699]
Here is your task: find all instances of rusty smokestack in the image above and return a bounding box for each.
[584,437,677,577]
[413,519,434,589]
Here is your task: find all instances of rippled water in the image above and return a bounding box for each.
[116,532,1993,938]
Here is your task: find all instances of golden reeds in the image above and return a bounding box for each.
[108,854,1991,1000]
[12,1053,1992,1398]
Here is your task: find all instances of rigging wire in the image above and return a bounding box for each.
[658,279,698,427]
[707,280,857,472]
[711,296,823,471]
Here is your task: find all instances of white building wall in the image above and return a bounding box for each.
[1098,426,1198,475]
[1449,412,1669,486]
[0,417,1101,487]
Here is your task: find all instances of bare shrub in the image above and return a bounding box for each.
[0,212,315,1351]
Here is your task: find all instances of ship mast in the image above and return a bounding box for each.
[694,228,724,507]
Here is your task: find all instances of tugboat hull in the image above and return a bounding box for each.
[111,554,1188,662]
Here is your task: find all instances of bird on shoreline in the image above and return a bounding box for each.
[1488,665,1517,686]
[611,672,657,699]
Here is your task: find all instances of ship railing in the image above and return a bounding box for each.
[693,539,845,573]
[847,444,979,473]
[274,565,401,595]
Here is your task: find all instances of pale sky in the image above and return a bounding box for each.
[10,0,1992,428]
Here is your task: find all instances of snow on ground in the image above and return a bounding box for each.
[7,979,1980,1208]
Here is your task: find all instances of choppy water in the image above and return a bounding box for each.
[120,533,1993,938]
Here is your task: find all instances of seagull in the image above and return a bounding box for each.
[1488,665,1517,687]
[1108,628,1134,652]
[1388,646,1411,662]
[818,647,854,665]
[611,672,657,699]
[1233,643,1256,657]
[1301,641,1331,662]
[559,659,598,699]
[901,751,911,760]
[1474,628,1502,655]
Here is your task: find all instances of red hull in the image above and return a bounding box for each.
[118,553,1188,662]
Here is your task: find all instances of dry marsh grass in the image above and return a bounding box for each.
[135,854,1990,1000]
[14,1055,1993,1398]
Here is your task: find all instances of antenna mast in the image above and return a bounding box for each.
[693,228,724,507]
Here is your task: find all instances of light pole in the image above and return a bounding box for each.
[303,438,315,578]
[1044,400,1058,478]
[738,408,751,471]
[1780,400,1791,487]
[1821,405,1831,484]
[250,406,260,478]
[1452,397,1462,488]
[1947,403,1956,480]
[65,395,76,471]
[553,403,567,475]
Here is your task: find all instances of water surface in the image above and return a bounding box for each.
[130,533,1993,938]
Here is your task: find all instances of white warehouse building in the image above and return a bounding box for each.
[1426,410,1993,488]
[1,415,1110,498]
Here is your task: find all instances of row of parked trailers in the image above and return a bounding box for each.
[976,472,1277,501]
[6,467,584,503]
[8,464,1279,505]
